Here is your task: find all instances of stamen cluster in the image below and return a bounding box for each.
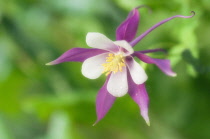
[102,53,125,76]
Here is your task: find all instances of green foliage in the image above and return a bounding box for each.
[0,0,210,139]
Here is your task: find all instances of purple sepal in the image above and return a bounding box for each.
[46,48,107,65]
[134,52,177,77]
[130,11,195,46]
[127,72,150,125]
[116,8,139,42]
[94,75,116,125]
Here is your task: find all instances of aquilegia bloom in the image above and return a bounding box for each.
[47,6,195,125]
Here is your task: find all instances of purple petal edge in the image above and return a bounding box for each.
[93,75,116,125]
[128,72,150,126]
[46,48,107,65]
[130,11,195,47]
[134,52,177,77]
[116,8,139,42]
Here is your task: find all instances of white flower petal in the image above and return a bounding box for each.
[107,68,128,97]
[82,53,108,79]
[126,58,148,84]
[114,40,134,55]
[86,32,119,53]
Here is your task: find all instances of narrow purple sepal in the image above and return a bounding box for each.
[94,76,116,125]
[46,48,107,65]
[116,8,139,42]
[127,73,150,125]
[134,52,177,77]
[130,11,195,46]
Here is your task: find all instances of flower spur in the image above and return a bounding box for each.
[47,6,195,125]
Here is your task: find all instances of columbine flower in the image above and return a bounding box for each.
[46,6,195,126]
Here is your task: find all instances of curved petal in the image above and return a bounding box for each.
[134,52,177,77]
[86,32,119,53]
[114,40,134,55]
[116,8,139,42]
[126,57,147,84]
[127,73,150,126]
[130,11,195,46]
[94,75,116,125]
[107,68,128,97]
[46,48,107,65]
[82,53,108,79]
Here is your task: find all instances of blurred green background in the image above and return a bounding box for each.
[0,0,210,139]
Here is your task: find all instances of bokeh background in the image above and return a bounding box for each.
[0,0,210,139]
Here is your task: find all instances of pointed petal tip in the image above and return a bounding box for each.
[141,110,150,126]
[172,73,177,77]
[92,120,99,126]
[169,72,177,77]
[45,62,53,66]
[45,61,57,65]
[146,120,150,126]
[142,114,150,126]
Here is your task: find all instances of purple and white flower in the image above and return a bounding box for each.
[47,6,195,125]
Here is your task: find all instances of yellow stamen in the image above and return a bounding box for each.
[102,53,125,76]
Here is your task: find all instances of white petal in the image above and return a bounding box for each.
[86,32,119,53]
[126,58,148,84]
[107,68,128,97]
[114,40,134,55]
[82,53,108,79]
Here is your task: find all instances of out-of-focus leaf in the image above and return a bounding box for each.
[21,90,96,119]
[47,111,72,139]
[182,49,210,75]
[0,116,13,139]
[0,37,13,82]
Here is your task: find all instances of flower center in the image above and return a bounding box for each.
[102,53,125,76]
